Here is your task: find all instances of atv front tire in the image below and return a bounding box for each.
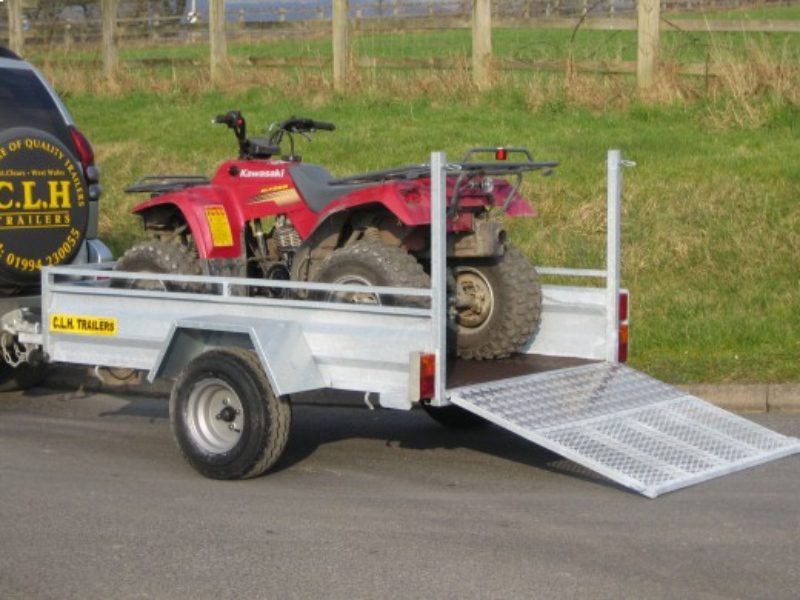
[114,239,202,291]
[454,245,542,360]
[312,240,430,306]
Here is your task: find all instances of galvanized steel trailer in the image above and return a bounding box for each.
[11,151,800,496]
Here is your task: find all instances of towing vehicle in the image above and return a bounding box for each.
[0,46,111,390]
[4,151,798,497]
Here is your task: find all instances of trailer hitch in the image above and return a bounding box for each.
[1,308,43,368]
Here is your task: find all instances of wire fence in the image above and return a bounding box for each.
[2,0,798,88]
[2,0,795,46]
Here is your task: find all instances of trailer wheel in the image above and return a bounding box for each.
[170,347,291,480]
[114,239,202,291]
[313,239,430,306]
[454,244,542,360]
[421,403,486,429]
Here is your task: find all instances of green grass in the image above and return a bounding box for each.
[58,86,800,385]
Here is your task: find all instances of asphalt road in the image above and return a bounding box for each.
[1,386,798,600]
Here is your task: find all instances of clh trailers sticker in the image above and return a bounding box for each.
[50,314,118,336]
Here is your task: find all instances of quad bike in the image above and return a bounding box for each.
[119,111,558,360]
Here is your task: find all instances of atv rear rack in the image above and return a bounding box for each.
[329,156,559,187]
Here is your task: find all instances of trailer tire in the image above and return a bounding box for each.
[312,239,430,306]
[421,403,486,429]
[170,347,291,480]
[114,239,203,291]
[454,245,542,360]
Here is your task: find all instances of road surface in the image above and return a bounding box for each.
[1,386,798,599]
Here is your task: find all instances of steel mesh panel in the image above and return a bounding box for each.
[449,363,800,497]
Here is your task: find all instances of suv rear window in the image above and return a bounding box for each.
[0,68,72,147]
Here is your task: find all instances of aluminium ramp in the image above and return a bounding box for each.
[448,363,800,498]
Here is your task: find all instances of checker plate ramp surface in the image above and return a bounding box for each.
[449,363,800,498]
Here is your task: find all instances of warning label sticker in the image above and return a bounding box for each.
[204,205,234,247]
[50,314,118,336]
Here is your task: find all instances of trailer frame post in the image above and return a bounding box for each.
[605,150,623,364]
[430,152,448,404]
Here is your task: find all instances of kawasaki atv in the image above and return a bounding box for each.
[120,111,557,359]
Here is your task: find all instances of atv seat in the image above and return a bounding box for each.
[289,164,370,213]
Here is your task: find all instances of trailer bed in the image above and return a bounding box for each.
[447,354,594,388]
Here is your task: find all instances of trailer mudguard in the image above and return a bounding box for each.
[149,315,328,396]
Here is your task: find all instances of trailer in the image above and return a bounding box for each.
[7,151,799,497]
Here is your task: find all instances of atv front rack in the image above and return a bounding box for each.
[125,175,210,195]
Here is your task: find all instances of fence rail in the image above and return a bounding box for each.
[2,0,798,89]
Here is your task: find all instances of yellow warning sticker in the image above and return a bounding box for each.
[205,206,234,247]
[50,314,118,336]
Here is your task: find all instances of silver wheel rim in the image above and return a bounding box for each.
[186,377,244,454]
[455,267,495,333]
[327,274,381,305]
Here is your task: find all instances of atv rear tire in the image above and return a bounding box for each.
[454,245,542,360]
[312,240,430,306]
[114,239,202,291]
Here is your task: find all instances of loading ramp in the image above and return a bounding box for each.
[448,362,800,498]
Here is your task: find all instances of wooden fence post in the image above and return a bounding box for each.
[332,0,350,92]
[637,0,660,89]
[7,0,24,55]
[472,0,492,89]
[209,0,228,84]
[101,0,119,81]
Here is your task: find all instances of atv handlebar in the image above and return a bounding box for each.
[277,117,336,134]
[213,111,336,160]
[213,111,242,127]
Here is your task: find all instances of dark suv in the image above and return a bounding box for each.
[0,45,111,295]
[0,46,111,388]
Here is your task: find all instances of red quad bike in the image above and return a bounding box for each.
[119,111,558,360]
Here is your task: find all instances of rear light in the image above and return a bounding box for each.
[619,291,628,322]
[618,324,629,363]
[619,290,629,363]
[419,353,436,400]
[495,147,507,161]
[68,126,97,180]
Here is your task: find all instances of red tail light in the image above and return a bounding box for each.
[68,126,95,172]
[419,353,436,400]
[495,147,507,161]
[619,291,629,363]
[619,291,628,322]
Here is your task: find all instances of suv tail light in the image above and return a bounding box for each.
[68,126,97,181]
